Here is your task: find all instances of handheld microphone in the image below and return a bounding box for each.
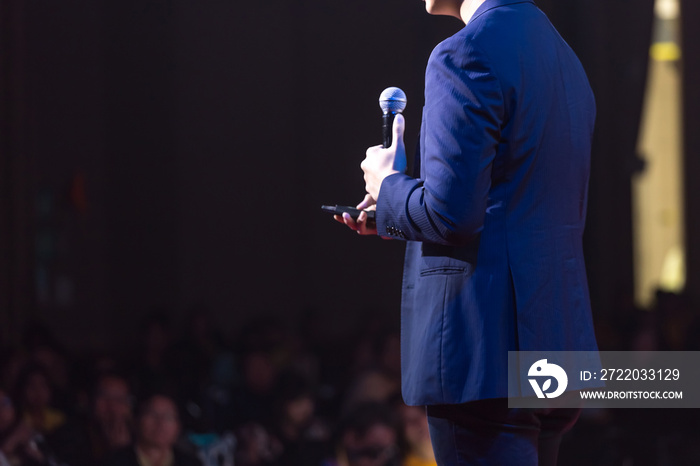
[379,87,407,148]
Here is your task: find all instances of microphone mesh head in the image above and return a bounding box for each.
[379,87,407,113]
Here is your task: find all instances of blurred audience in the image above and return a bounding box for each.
[12,365,65,436]
[132,313,176,401]
[236,371,329,466]
[342,329,401,414]
[0,388,47,466]
[170,309,225,407]
[322,402,402,466]
[230,349,279,428]
[49,373,134,465]
[396,404,435,466]
[1,292,699,466]
[104,393,201,466]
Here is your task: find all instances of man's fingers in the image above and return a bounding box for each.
[334,214,357,230]
[356,194,376,209]
[391,113,405,149]
[331,197,377,236]
[392,114,407,173]
[342,212,360,231]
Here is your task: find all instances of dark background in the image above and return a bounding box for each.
[1,0,698,352]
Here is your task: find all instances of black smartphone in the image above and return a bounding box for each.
[321,205,376,226]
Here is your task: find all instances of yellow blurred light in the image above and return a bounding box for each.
[650,42,681,61]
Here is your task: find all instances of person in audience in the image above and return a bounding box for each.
[342,329,401,413]
[235,422,283,466]
[239,372,329,466]
[322,402,402,466]
[13,365,65,436]
[132,313,176,400]
[22,326,70,413]
[170,309,225,406]
[231,349,279,426]
[49,373,134,465]
[0,388,47,466]
[396,404,435,466]
[104,393,201,466]
[92,374,135,450]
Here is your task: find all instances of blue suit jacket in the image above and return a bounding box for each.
[376,0,599,405]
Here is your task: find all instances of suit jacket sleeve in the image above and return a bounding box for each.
[376,35,504,245]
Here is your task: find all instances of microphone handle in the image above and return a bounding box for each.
[382,111,398,148]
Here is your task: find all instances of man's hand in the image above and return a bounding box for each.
[334,194,377,235]
[361,114,407,201]
[332,114,406,237]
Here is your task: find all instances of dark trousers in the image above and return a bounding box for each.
[426,397,581,466]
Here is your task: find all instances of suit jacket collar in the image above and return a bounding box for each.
[471,0,536,23]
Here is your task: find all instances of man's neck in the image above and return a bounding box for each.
[460,0,487,24]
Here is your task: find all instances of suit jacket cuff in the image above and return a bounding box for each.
[376,173,425,240]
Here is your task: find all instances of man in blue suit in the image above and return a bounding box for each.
[337,0,599,464]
